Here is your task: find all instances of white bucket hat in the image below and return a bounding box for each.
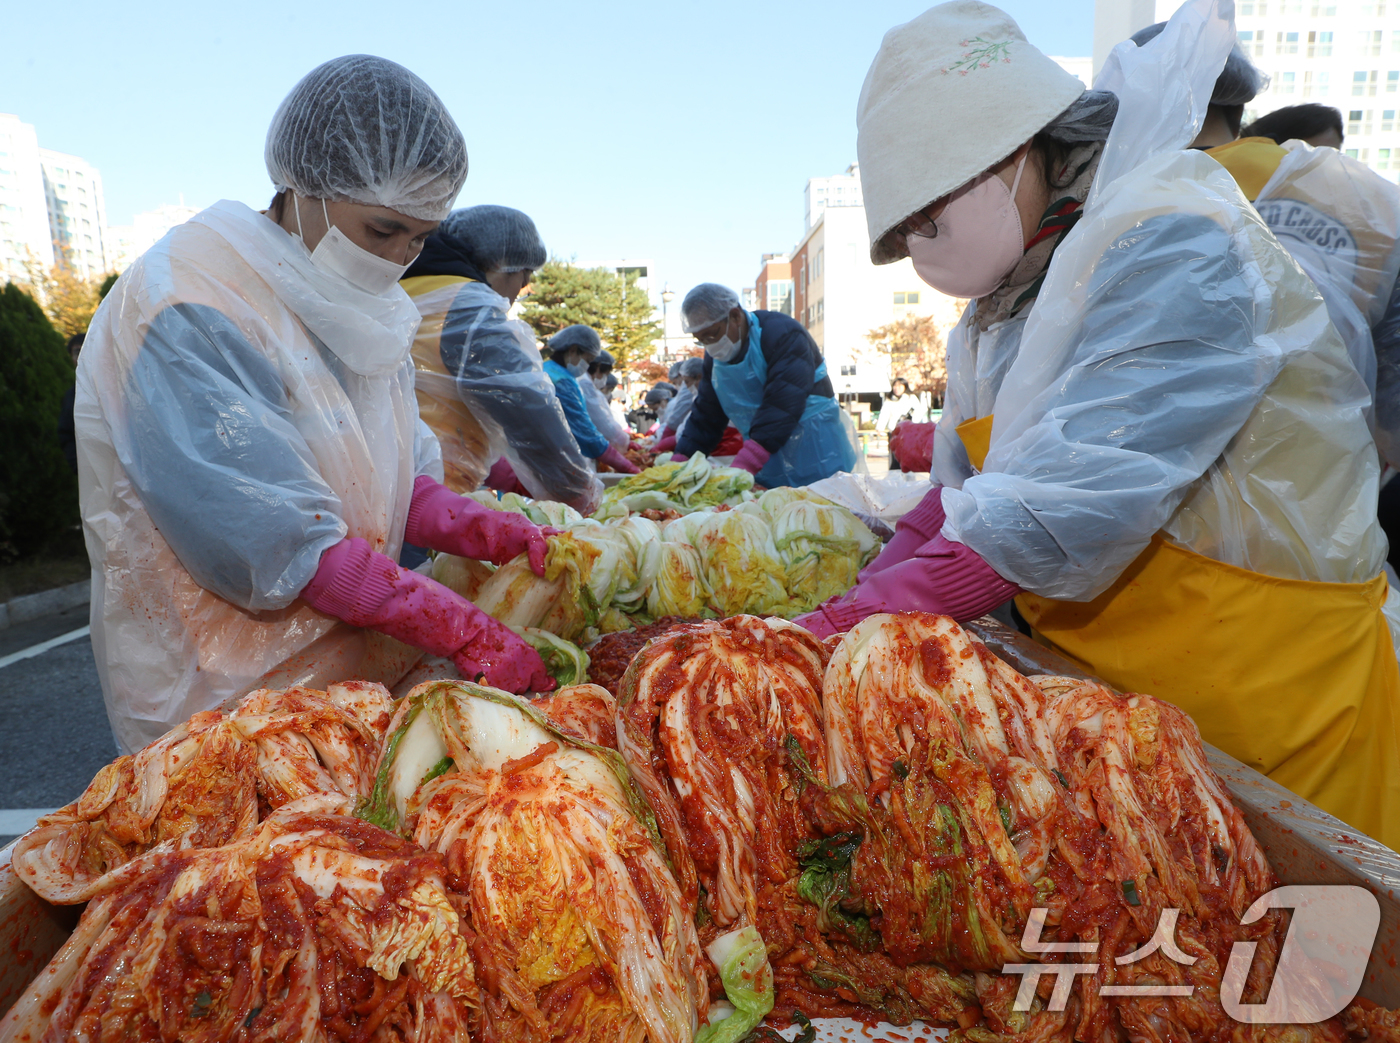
[856,1,1087,264]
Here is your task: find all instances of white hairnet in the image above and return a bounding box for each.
[677,357,705,380]
[1131,22,1267,105]
[266,55,468,222]
[681,283,740,333]
[549,324,601,359]
[437,205,547,273]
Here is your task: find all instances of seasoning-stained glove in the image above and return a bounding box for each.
[302,538,554,693]
[653,428,678,453]
[859,487,946,579]
[794,535,1020,639]
[730,439,771,475]
[599,445,642,474]
[405,475,548,576]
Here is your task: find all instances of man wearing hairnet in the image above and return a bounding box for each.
[795,0,1400,847]
[545,326,641,474]
[76,56,554,754]
[400,205,605,512]
[673,283,858,485]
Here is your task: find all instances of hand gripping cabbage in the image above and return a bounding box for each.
[0,795,478,1043]
[359,680,707,1043]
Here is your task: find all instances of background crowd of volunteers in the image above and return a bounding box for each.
[70,0,1399,849]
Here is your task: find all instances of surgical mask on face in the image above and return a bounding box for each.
[592,374,608,391]
[703,317,742,362]
[907,150,1029,300]
[566,357,589,377]
[296,196,409,296]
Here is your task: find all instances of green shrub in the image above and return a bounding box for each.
[0,283,80,559]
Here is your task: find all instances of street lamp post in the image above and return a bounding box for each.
[661,286,675,363]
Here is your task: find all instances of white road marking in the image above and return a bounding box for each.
[0,626,90,671]
[0,808,59,835]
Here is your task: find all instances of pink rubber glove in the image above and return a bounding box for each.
[484,457,528,496]
[859,487,946,579]
[599,444,641,474]
[794,536,1020,639]
[653,428,678,453]
[670,453,689,463]
[730,439,771,475]
[302,538,554,693]
[405,475,548,576]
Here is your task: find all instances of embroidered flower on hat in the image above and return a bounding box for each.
[943,36,1014,76]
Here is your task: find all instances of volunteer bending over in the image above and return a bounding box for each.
[653,356,704,453]
[544,326,641,474]
[577,349,632,454]
[400,205,603,511]
[77,56,553,754]
[675,283,857,485]
[797,1,1400,846]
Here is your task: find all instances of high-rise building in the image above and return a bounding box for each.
[1099,0,1400,183]
[0,114,55,282]
[1226,0,1400,181]
[804,163,863,232]
[41,149,108,280]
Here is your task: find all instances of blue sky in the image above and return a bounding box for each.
[3,0,1092,296]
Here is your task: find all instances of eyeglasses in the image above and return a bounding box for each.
[694,318,731,346]
[895,199,949,241]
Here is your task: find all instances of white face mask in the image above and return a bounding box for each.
[592,374,608,391]
[566,357,589,377]
[703,316,743,362]
[296,197,410,296]
[907,150,1029,300]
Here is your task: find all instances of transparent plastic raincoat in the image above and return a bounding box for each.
[578,374,631,453]
[77,201,439,753]
[933,0,1400,843]
[401,277,603,512]
[1249,142,1400,464]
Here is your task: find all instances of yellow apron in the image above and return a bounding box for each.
[400,274,495,494]
[1205,136,1287,202]
[957,418,1400,848]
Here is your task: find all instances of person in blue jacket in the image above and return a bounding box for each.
[674,282,857,486]
[544,325,640,474]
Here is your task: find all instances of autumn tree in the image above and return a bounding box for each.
[21,252,108,337]
[520,261,661,382]
[865,309,963,405]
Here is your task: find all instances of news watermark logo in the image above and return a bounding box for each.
[1002,885,1380,1024]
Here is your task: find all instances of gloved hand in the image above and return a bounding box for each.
[599,445,642,474]
[794,535,1020,639]
[484,457,528,496]
[730,439,771,476]
[653,428,678,453]
[405,475,548,576]
[302,538,554,693]
[670,453,690,464]
[859,487,946,579]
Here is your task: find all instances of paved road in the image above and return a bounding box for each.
[0,604,114,846]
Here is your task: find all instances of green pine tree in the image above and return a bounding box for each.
[520,261,660,376]
[0,283,81,558]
